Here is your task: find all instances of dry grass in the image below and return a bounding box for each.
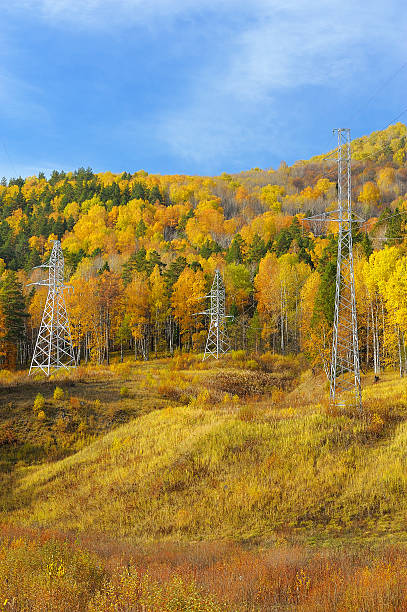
[2,525,407,611]
[3,368,407,544]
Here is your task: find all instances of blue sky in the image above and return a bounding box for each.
[0,0,406,178]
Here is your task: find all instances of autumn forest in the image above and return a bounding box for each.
[0,123,406,373]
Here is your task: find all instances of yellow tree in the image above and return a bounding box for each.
[365,246,400,373]
[358,181,380,212]
[149,265,169,356]
[171,267,206,351]
[66,277,98,364]
[126,272,151,360]
[255,253,309,352]
[224,263,252,350]
[299,271,329,374]
[254,253,281,350]
[382,254,407,376]
[95,272,124,364]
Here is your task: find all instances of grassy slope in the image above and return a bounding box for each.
[3,362,407,546]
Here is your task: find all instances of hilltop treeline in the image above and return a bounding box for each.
[1,123,407,370]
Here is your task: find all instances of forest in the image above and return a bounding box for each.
[0,122,406,374]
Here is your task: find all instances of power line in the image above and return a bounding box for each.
[350,60,407,126]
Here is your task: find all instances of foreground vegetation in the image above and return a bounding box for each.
[3,525,407,611]
[0,354,407,608]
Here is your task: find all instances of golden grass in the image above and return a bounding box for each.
[2,368,407,544]
[1,358,407,546]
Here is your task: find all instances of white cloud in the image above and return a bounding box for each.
[154,0,407,165]
[6,0,244,28]
[2,0,407,172]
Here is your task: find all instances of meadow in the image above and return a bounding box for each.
[1,353,407,609]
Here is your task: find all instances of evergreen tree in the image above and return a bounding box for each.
[385,208,403,245]
[178,208,194,232]
[132,182,146,200]
[226,234,245,264]
[149,185,162,205]
[122,248,148,284]
[0,271,27,368]
[98,261,110,275]
[200,239,221,259]
[135,219,147,238]
[248,234,266,263]
[274,228,292,256]
[121,185,131,206]
[163,256,187,290]
[145,250,163,274]
[361,232,373,258]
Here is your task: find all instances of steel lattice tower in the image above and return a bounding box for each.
[196,269,231,360]
[330,129,361,409]
[306,129,362,410]
[29,240,76,376]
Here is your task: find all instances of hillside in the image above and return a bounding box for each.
[1,357,407,546]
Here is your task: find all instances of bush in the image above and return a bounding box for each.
[246,359,258,370]
[230,350,246,361]
[33,393,45,413]
[0,426,17,446]
[189,389,210,408]
[70,397,81,410]
[237,405,256,422]
[210,371,275,397]
[53,386,65,401]
[120,386,130,398]
[37,410,46,421]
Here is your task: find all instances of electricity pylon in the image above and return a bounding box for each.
[195,269,231,360]
[29,240,76,376]
[306,129,362,410]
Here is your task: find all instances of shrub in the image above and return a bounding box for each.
[110,362,132,377]
[246,359,258,370]
[53,386,65,401]
[237,405,256,422]
[37,410,46,421]
[230,350,246,361]
[33,393,45,413]
[271,389,285,404]
[70,397,81,410]
[120,386,130,398]
[210,371,274,397]
[189,389,210,408]
[77,420,88,435]
[0,426,17,446]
